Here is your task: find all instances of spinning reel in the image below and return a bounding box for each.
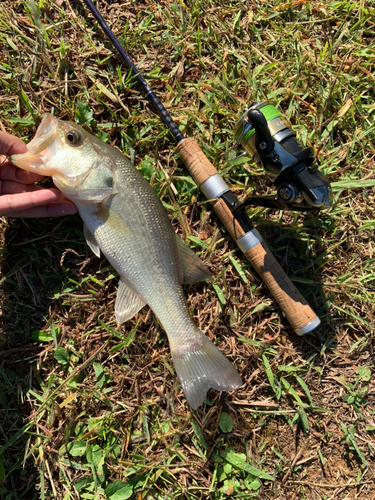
[231,102,332,213]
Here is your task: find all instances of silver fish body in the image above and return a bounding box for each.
[11,114,242,409]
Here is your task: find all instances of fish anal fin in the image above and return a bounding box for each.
[170,329,242,410]
[115,278,146,324]
[175,235,211,284]
[84,224,100,258]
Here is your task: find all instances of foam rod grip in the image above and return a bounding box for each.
[177,138,320,335]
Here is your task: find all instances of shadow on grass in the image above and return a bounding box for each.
[0,214,84,499]
[255,208,340,359]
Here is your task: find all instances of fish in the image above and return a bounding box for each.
[10,114,242,409]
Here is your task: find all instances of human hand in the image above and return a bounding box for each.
[0,131,77,217]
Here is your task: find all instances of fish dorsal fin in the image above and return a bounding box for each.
[84,224,100,258]
[175,235,211,284]
[115,278,146,324]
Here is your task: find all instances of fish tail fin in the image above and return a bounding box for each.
[170,329,242,410]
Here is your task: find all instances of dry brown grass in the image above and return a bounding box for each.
[0,0,374,499]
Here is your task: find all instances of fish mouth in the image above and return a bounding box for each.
[27,114,59,155]
[10,114,60,173]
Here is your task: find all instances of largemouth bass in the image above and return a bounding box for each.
[11,114,242,409]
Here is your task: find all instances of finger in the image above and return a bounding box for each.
[0,183,76,207]
[0,183,78,214]
[0,180,46,195]
[0,189,63,216]
[0,131,44,183]
[6,201,78,218]
[0,162,45,183]
[0,131,27,156]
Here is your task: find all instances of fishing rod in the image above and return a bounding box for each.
[80,0,323,336]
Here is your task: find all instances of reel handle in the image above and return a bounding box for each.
[177,137,320,335]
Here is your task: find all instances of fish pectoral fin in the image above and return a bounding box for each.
[78,162,115,202]
[175,235,211,284]
[96,205,132,237]
[170,328,242,410]
[115,278,146,324]
[83,224,100,258]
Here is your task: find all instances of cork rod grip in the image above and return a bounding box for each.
[177,137,319,334]
[243,242,318,333]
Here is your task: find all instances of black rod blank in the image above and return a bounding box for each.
[81,0,185,143]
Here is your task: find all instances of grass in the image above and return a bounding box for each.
[0,0,374,498]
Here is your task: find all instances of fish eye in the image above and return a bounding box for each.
[65,130,82,146]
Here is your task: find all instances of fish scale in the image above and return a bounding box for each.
[10,114,242,409]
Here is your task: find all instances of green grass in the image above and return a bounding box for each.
[0,0,374,499]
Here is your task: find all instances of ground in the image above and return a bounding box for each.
[0,1,374,499]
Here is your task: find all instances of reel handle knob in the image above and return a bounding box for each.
[247,109,274,155]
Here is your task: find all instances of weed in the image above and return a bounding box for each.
[0,0,374,498]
